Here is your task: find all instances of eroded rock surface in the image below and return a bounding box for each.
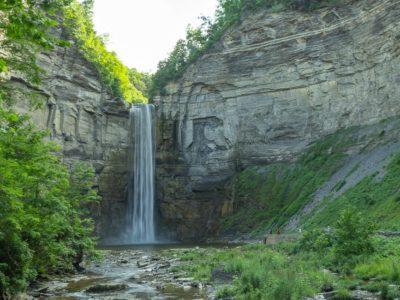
[5,42,130,239]
[156,0,400,240]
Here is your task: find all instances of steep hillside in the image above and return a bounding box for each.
[156,0,400,240]
[221,118,400,237]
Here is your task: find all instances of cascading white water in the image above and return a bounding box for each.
[126,104,156,243]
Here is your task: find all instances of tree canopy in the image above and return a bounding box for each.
[0,0,72,83]
[63,1,148,103]
[0,0,148,103]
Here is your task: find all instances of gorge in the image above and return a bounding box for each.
[8,0,400,242]
[3,0,400,298]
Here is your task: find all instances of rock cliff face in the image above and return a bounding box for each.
[156,0,400,240]
[6,44,131,239]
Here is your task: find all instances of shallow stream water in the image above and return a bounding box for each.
[28,243,237,300]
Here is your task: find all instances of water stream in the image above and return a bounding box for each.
[126,104,156,243]
[28,245,227,299]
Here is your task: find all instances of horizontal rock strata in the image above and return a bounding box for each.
[156,0,400,240]
[6,43,131,239]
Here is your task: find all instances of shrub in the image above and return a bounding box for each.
[216,285,235,299]
[332,288,353,300]
[354,259,400,283]
[333,208,377,268]
[299,208,379,272]
[299,228,333,253]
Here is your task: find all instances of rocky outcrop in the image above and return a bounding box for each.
[156,0,400,240]
[5,43,131,239]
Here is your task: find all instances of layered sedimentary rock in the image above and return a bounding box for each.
[156,0,400,240]
[6,44,130,238]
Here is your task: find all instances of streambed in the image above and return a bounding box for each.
[28,244,234,300]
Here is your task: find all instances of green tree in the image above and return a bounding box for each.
[63,1,147,103]
[0,0,72,83]
[0,1,103,295]
[333,208,377,268]
[150,39,189,96]
[151,0,342,97]
[129,68,152,99]
[0,96,100,295]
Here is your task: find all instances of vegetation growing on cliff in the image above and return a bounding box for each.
[63,1,147,103]
[220,129,353,235]
[0,1,104,296]
[0,95,100,295]
[304,151,400,231]
[0,0,72,83]
[0,0,147,103]
[151,0,345,96]
[221,119,400,237]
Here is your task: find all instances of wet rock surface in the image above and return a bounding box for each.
[28,247,212,299]
[85,284,128,293]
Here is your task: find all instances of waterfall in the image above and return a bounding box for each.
[126,104,156,243]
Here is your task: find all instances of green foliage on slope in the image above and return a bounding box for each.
[0,0,72,83]
[221,118,400,237]
[129,68,152,99]
[304,152,400,231]
[0,1,110,296]
[168,212,400,299]
[220,130,353,235]
[63,1,147,103]
[0,95,100,295]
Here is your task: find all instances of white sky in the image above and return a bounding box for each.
[92,0,218,73]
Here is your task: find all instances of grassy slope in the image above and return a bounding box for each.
[220,118,400,236]
[168,244,334,299]
[305,152,400,231]
[166,237,400,299]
